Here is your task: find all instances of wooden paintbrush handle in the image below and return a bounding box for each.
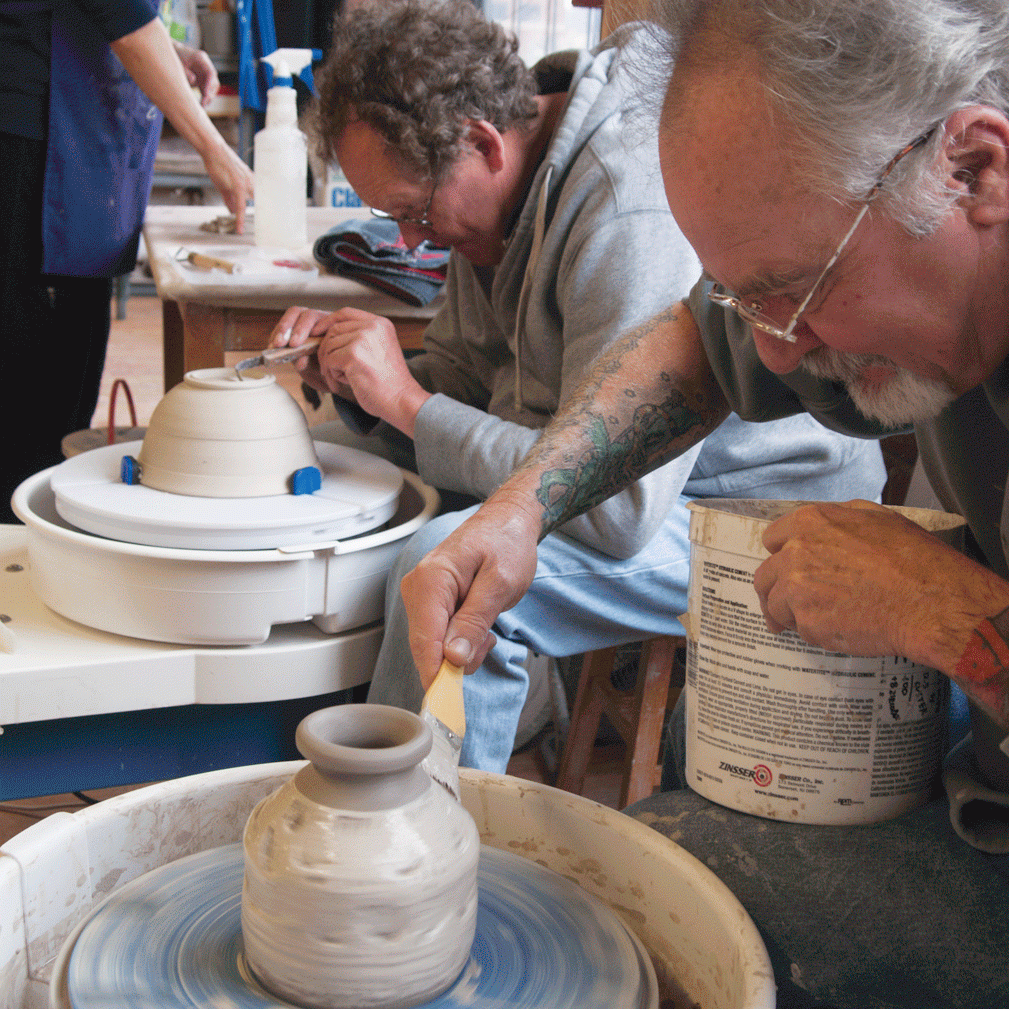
[186,251,236,273]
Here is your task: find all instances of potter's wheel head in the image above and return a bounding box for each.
[47,440,403,551]
[65,844,657,1009]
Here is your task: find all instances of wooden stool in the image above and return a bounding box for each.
[555,635,685,808]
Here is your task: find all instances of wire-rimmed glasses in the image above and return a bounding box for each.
[370,179,438,229]
[708,131,934,342]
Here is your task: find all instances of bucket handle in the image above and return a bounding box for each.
[106,379,138,445]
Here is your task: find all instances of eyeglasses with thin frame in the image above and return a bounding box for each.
[370,179,438,229]
[708,131,934,343]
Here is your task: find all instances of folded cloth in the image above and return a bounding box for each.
[943,732,1009,854]
[313,218,449,306]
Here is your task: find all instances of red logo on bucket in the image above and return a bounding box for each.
[753,764,773,788]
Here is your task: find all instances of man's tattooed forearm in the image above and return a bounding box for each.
[509,304,723,538]
[533,387,712,535]
[542,308,676,438]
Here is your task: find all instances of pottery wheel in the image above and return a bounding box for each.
[67,843,657,1009]
[49,441,403,550]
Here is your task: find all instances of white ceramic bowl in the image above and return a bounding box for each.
[137,368,320,498]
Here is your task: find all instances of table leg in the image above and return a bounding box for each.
[164,300,231,390]
[181,301,229,376]
[389,319,426,353]
[162,298,186,391]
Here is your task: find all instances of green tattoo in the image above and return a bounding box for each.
[534,390,706,533]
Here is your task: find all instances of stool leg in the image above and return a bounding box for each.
[555,647,616,796]
[620,636,677,808]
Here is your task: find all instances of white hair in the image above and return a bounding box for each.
[627,0,1009,233]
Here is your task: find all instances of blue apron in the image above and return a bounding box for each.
[42,2,162,277]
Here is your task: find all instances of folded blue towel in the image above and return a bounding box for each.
[314,218,449,306]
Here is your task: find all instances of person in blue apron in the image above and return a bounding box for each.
[0,1,252,523]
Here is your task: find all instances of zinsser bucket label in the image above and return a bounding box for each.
[685,500,957,825]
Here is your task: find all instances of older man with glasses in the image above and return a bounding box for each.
[270,0,887,775]
[400,1,1009,1005]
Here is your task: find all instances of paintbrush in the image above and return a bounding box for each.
[420,658,465,801]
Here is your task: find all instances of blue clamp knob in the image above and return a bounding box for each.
[291,466,322,495]
[120,455,142,485]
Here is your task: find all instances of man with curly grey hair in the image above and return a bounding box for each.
[400,1,1009,1004]
[271,0,887,773]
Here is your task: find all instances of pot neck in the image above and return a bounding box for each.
[292,704,435,811]
[293,761,431,812]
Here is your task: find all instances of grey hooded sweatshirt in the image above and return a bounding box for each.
[400,25,886,558]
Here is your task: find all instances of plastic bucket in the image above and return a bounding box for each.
[684,499,965,825]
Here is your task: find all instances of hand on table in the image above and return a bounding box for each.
[172,43,252,233]
[401,491,542,689]
[753,499,1009,675]
[171,42,252,234]
[112,21,253,234]
[199,142,254,235]
[270,306,431,436]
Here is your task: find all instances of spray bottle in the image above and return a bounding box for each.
[254,49,313,249]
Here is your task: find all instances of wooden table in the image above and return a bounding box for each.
[143,205,443,390]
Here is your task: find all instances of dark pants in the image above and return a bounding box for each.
[2,131,113,523]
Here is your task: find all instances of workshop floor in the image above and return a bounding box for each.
[0,294,629,847]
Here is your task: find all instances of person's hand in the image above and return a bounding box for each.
[200,141,253,234]
[172,42,219,105]
[269,306,431,436]
[401,491,543,688]
[269,307,335,394]
[753,500,1009,673]
[170,42,252,233]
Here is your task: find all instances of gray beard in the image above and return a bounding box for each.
[800,348,955,427]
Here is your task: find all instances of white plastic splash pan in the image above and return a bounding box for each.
[0,766,775,1009]
[684,499,965,825]
[12,468,438,646]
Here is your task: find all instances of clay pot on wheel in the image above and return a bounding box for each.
[138,368,320,498]
[241,704,480,1009]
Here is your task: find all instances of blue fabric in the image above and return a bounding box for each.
[313,218,449,306]
[43,2,162,276]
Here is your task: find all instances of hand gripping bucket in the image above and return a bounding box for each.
[683,500,966,825]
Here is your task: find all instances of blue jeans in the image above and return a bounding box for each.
[367,501,694,770]
[321,413,887,772]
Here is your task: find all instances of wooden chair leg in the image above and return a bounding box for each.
[620,636,677,807]
[556,637,684,807]
[554,646,616,796]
